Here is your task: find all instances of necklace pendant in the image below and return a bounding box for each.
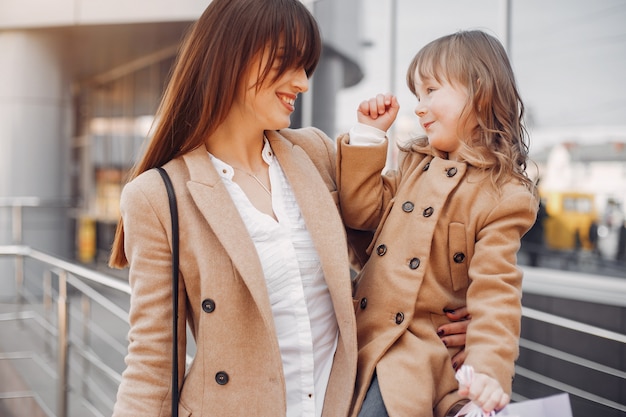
[234,166,271,196]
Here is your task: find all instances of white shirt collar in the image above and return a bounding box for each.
[208,137,274,180]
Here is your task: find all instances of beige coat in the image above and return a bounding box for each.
[112,128,359,417]
[336,136,537,417]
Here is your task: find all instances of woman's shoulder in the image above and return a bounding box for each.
[273,127,337,185]
[123,168,162,195]
[117,172,163,217]
[274,127,336,167]
[276,127,334,151]
[121,159,187,202]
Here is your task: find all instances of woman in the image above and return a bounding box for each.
[109,1,468,416]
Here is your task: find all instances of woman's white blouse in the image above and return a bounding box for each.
[209,139,339,417]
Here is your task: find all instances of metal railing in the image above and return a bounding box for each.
[514,268,626,416]
[0,244,131,417]
[0,245,624,416]
[0,197,132,416]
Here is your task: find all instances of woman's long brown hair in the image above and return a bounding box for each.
[406,30,536,196]
[109,0,321,268]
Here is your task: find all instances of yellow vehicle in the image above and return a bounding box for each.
[541,190,597,251]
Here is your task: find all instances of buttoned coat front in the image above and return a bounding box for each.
[336,136,537,417]
[111,128,359,417]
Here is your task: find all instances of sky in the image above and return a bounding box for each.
[335,0,626,153]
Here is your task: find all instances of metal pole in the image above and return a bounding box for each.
[44,270,53,357]
[13,205,24,307]
[501,0,512,55]
[81,294,91,399]
[301,0,315,129]
[389,0,397,96]
[11,205,22,243]
[387,0,398,169]
[57,270,69,417]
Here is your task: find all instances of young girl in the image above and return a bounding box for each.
[337,30,539,417]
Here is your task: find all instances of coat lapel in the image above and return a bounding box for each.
[267,131,354,327]
[181,147,275,332]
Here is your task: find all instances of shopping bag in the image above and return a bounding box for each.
[452,393,573,417]
[499,393,573,417]
[453,366,573,417]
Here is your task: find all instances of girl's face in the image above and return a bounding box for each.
[234,46,309,131]
[412,71,477,159]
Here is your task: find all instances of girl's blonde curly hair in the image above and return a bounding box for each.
[405,30,536,196]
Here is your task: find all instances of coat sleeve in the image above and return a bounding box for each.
[336,133,402,231]
[465,188,538,393]
[112,172,186,417]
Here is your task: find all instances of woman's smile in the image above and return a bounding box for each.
[278,92,297,112]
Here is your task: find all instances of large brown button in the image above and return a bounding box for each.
[395,312,405,324]
[376,244,387,256]
[453,252,466,263]
[409,257,420,269]
[446,167,458,177]
[423,207,434,217]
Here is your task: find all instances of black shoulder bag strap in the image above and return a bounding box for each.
[155,166,180,417]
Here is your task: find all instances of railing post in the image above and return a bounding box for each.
[81,294,91,399]
[12,205,24,308]
[57,270,69,417]
[43,270,53,357]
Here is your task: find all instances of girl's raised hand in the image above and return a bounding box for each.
[356,93,399,132]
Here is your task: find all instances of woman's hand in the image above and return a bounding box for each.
[356,93,399,132]
[438,306,471,370]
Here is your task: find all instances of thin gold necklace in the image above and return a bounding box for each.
[233,166,271,196]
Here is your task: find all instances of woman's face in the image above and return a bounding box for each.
[234,46,309,131]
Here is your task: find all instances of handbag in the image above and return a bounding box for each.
[156,167,180,417]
